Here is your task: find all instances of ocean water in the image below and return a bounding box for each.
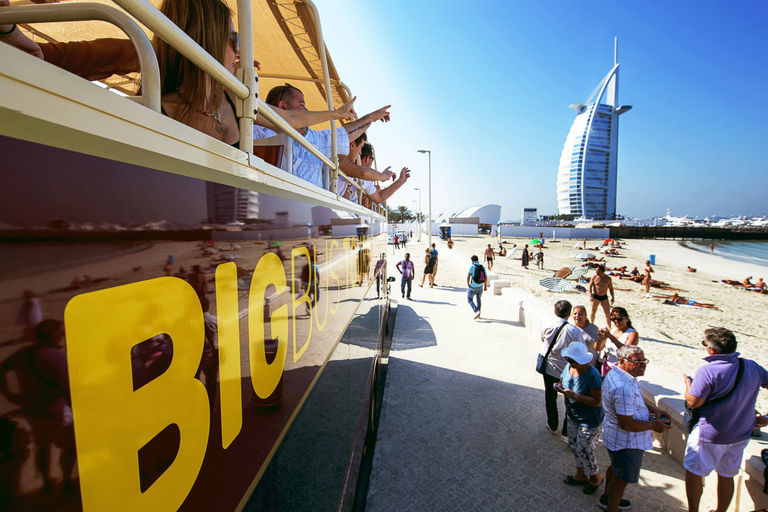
[685,240,768,268]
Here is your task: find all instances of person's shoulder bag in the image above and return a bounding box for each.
[536,322,567,375]
[684,358,744,433]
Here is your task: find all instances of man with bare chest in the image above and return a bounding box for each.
[589,265,614,327]
[484,244,495,271]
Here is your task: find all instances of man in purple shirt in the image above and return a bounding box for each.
[395,253,414,300]
[683,327,768,512]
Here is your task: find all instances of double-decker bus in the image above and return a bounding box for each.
[0,1,389,510]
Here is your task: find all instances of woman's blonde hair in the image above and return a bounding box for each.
[154,0,232,126]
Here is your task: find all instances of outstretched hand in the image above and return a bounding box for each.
[336,97,357,121]
[381,166,396,181]
[399,167,411,181]
[368,105,391,123]
[1,0,45,59]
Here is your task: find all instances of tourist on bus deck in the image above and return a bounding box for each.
[341,143,410,209]
[0,0,359,148]
[254,83,391,187]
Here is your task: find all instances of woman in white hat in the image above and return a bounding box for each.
[555,342,605,495]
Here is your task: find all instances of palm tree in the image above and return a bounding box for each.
[396,205,414,222]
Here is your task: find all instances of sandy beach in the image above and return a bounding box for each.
[396,234,768,413]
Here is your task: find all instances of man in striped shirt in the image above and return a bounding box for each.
[600,346,671,511]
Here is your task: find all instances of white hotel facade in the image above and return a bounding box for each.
[556,41,632,220]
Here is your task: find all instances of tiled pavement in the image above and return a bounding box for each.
[366,241,719,511]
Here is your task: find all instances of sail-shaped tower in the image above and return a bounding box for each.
[556,39,632,220]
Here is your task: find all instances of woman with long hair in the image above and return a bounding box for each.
[154,0,356,146]
[596,306,638,376]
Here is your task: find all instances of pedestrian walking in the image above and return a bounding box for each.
[395,253,414,300]
[467,255,487,319]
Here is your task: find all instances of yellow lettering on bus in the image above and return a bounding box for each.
[64,277,209,512]
[249,253,288,398]
[343,237,352,297]
[328,240,340,314]
[313,244,328,331]
[215,263,241,449]
[291,247,312,362]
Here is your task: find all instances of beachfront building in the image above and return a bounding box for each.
[556,40,632,220]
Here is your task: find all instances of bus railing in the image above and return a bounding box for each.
[0,2,161,111]
[1,0,381,211]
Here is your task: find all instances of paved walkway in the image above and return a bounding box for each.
[366,240,718,512]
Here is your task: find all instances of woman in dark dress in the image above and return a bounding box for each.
[522,244,529,269]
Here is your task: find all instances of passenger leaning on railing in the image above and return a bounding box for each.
[336,133,396,200]
[344,142,410,209]
[255,84,391,188]
[0,0,357,146]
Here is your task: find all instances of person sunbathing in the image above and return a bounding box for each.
[687,266,697,272]
[668,293,719,310]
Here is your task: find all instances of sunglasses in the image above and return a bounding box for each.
[611,316,627,322]
[625,358,649,365]
[228,31,239,53]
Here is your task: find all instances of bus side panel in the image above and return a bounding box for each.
[0,135,386,511]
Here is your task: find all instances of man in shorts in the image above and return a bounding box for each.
[589,265,614,327]
[683,327,768,512]
[601,346,671,511]
[483,244,495,271]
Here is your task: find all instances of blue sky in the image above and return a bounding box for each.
[315,0,768,221]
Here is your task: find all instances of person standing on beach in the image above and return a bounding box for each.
[467,255,487,319]
[536,248,545,270]
[710,243,714,255]
[395,253,414,300]
[522,244,530,269]
[484,244,495,271]
[643,260,653,296]
[588,265,614,327]
[683,327,768,512]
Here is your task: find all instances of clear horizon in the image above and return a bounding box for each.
[315,0,768,221]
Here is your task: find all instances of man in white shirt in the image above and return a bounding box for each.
[601,346,671,511]
[540,300,583,437]
[255,84,391,187]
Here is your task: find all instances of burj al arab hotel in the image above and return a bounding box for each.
[556,39,632,220]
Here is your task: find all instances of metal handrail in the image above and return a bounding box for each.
[0,2,161,112]
[2,0,365,201]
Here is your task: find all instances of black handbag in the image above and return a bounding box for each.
[536,322,567,375]
[684,358,744,433]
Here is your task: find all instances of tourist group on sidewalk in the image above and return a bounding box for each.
[540,299,768,512]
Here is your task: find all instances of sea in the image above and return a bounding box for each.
[685,240,768,268]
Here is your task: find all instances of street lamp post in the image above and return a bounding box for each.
[413,187,421,242]
[417,150,431,247]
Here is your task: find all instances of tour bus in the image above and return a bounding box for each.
[0,1,389,510]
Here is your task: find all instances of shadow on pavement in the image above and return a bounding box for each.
[367,358,691,512]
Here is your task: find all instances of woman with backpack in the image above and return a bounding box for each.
[420,248,436,288]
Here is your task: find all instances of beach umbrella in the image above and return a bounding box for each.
[573,242,582,249]
[572,252,595,259]
[567,267,590,280]
[270,241,282,246]
[529,239,542,245]
[538,277,574,292]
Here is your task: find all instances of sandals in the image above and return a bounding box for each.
[583,477,603,495]
[564,475,587,487]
